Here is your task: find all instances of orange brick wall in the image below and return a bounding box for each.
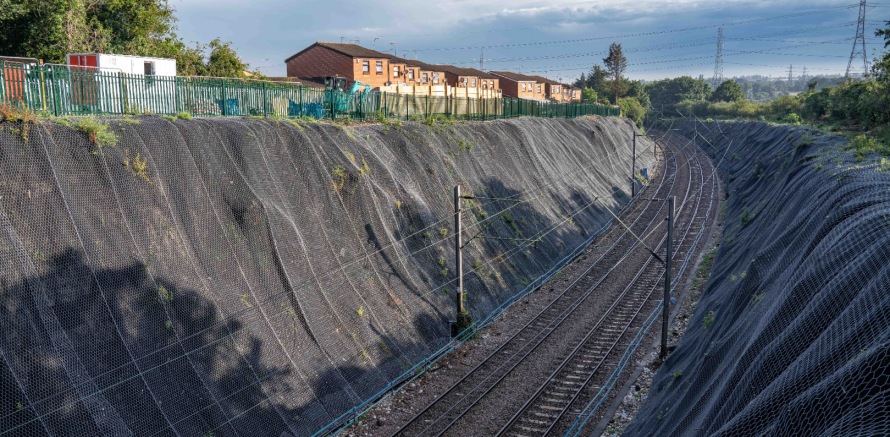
[352,58,397,88]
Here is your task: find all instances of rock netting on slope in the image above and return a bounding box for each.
[627,121,890,436]
[0,116,651,436]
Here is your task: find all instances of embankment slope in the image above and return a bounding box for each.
[0,116,651,435]
[627,121,890,435]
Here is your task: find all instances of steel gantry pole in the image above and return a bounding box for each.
[661,196,675,359]
[631,132,637,197]
[454,185,464,317]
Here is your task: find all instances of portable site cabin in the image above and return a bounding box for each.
[65,53,177,113]
[67,53,176,76]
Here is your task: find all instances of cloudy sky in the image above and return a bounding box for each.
[172,0,888,82]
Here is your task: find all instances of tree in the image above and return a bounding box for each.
[603,43,628,103]
[0,0,247,78]
[875,20,890,83]
[205,38,248,77]
[585,65,609,96]
[625,80,651,111]
[581,87,598,103]
[646,76,712,114]
[619,97,646,127]
[710,80,745,102]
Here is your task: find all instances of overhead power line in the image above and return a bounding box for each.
[405,4,861,53]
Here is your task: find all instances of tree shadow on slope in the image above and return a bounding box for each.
[0,248,450,436]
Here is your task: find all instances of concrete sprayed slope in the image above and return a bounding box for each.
[0,116,650,436]
[628,122,890,436]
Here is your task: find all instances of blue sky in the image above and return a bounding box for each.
[172,0,888,82]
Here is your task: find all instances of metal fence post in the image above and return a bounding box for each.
[222,80,228,116]
[262,81,267,117]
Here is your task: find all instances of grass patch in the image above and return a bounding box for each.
[175,111,193,120]
[672,370,683,379]
[73,117,117,151]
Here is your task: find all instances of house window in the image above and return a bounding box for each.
[362,61,369,74]
[433,73,440,84]
[393,66,400,77]
[537,84,542,93]
[422,72,428,83]
[144,61,155,75]
[408,69,414,80]
[522,83,526,91]
[376,61,383,74]
[471,78,476,87]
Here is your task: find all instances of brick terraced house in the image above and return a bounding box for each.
[490,71,548,101]
[528,75,581,103]
[286,42,485,93]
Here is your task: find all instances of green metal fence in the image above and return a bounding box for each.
[0,60,620,120]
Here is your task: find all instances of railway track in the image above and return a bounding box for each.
[391,133,720,437]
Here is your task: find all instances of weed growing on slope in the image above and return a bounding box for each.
[157,285,173,302]
[119,117,141,125]
[796,133,814,149]
[703,310,716,329]
[0,103,36,142]
[740,208,755,227]
[123,149,151,183]
[848,135,890,162]
[176,111,193,120]
[672,370,683,379]
[332,165,348,193]
[501,211,521,237]
[74,117,117,151]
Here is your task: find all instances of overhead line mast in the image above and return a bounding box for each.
[845,0,870,78]
[712,27,724,87]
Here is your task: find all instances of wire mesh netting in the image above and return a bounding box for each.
[0,115,652,435]
[626,121,890,436]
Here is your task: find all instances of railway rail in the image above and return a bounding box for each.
[391,131,720,437]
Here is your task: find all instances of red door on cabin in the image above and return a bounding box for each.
[2,61,27,103]
[69,55,98,106]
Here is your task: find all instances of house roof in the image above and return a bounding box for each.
[528,75,563,86]
[489,71,539,82]
[389,57,445,72]
[285,42,393,63]
[432,65,497,79]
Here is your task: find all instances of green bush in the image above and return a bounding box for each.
[619,96,646,127]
